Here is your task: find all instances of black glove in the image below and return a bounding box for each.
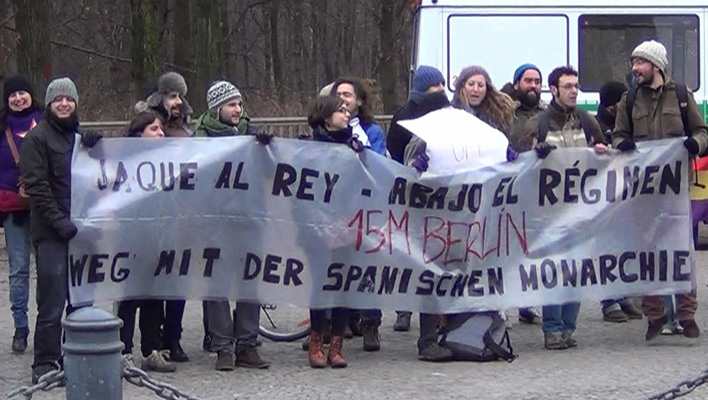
[255,131,273,145]
[616,139,637,152]
[534,142,556,159]
[55,219,78,241]
[684,137,700,156]
[81,130,103,148]
[410,152,430,172]
[348,137,365,153]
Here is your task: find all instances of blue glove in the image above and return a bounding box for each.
[411,152,429,172]
[506,146,519,162]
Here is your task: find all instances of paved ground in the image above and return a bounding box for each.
[1,233,708,400]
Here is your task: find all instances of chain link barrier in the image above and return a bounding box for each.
[646,368,708,400]
[122,366,203,400]
[6,364,203,400]
[6,368,65,399]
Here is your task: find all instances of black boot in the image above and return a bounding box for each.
[12,327,29,353]
[167,340,189,362]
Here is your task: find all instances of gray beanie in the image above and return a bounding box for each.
[45,77,78,107]
[631,40,668,74]
[207,81,241,112]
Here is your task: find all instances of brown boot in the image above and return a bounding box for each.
[327,335,347,368]
[308,331,327,368]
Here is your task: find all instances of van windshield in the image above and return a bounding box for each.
[578,14,699,92]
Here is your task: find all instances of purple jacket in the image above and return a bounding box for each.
[0,111,42,191]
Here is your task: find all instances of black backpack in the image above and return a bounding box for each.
[625,83,690,137]
[438,312,516,362]
[538,108,595,144]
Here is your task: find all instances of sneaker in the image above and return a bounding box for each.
[680,319,701,338]
[519,307,541,324]
[393,312,412,332]
[236,347,271,369]
[418,343,453,362]
[620,303,643,320]
[562,332,577,348]
[603,310,629,323]
[215,351,235,371]
[121,354,136,369]
[31,363,61,385]
[362,325,381,351]
[141,350,177,372]
[544,333,568,350]
[12,327,29,353]
[646,315,668,341]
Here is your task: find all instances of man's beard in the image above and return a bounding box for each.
[47,109,79,132]
[517,88,540,108]
[635,69,654,86]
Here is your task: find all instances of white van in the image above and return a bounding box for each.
[411,0,706,116]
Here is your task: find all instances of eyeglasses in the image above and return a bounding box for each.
[334,107,349,114]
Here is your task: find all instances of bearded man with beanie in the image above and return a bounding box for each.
[136,72,194,137]
[501,63,545,153]
[195,80,271,371]
[20,77,97,382]
[613,40,708,340]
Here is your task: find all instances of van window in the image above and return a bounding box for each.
[447,14,569,91]
[578,14,699,92]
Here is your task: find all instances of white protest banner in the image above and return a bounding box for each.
[69,137,693,313]
[397,107,510,175]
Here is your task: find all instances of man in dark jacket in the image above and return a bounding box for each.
[595,81,627,143]
[19,77,97,382]
[613,40,708,341]
[195,80,271,371]
[501,63,545,153]
[386,65,448,334]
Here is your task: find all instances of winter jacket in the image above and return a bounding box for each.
[500,81,545,152]
[194,109,254,137]
[524,101,604,149]
[387,91,450,164]
[0,109,41,192]
[19,111,77,243]
[352,118,386,155]
[612,80,708,153]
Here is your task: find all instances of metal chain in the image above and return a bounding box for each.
[6,369,65,400]
[646,368,708,400]
[123,366,204,400]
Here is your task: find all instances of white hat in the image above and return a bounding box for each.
[632,40,668,73]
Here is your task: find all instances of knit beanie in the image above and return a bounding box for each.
[319,82,334,97]
[412,65,445,94]
[3,75,34,108]
[513,63,542,84]
[599,81,627,107]
[45,77,78,107]
[631,40,668,74]
[207,81,241,112]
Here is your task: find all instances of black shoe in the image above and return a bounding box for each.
[349,319,363,337]
[167,341,189,362]
[393,312,412,332]
[646,315,669,341]
[202,334,213,352]
[31,363,63,385]
[12,327,29,353]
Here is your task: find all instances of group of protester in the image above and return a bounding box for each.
[0,38,703,382]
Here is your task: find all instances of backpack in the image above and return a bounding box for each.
[438,312,516,362]
[538,108,595,144]
[625,83,690,137]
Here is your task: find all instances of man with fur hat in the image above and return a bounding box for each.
[195,80,271,371]
[19,76,97,382]
[136,72,194,137]
[613,39,708,340]
[501,63,545,153]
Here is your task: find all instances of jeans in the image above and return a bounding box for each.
[360,309,382,327]
[162,300,185,345]
[4,213,31,329]
[311,308,348,336]
[205,300,260,354]
[33,238,78,367]
[542,302,581,334]
[601,298,631,316]
[118,300,163,357]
